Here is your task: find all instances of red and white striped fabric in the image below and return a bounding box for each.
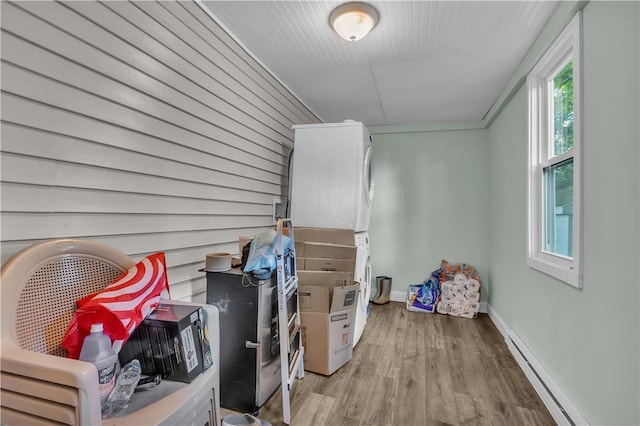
[62,252,171,359]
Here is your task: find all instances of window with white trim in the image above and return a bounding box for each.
[526,12,582,288]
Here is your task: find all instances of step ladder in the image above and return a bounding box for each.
[275,219,305,425]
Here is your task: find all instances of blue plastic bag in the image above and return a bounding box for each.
[243,229,292,279]
[406,269,441,313]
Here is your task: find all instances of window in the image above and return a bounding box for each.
[526,12,582,288]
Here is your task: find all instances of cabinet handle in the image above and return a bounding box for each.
[245,340,260,349]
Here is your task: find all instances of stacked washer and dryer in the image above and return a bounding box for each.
[290,120,374,347]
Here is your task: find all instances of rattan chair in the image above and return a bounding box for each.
[0,239,220,425]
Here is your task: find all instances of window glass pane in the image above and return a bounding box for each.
[544,159,573,257]
[552,62,574,157]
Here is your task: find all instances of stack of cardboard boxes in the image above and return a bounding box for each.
[294,227,358,375]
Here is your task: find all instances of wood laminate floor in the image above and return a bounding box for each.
[223,302,555,426]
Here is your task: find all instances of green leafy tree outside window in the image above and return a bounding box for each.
[552,62,574,207]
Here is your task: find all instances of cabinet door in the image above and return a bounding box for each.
[256,283,282,407]
[206,271,258,412]
[168,392,214,426]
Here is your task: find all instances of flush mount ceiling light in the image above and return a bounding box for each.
[329,2,379,42]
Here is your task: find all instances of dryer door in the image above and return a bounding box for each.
[353,249,371,347]
[364,144,375,206]
[354,143,375,232]
[363,253,372,306]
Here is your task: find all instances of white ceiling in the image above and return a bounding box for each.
[201,1,559,127]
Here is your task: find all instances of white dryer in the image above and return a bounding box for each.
[353,232,371,347]
[290,121,375,232]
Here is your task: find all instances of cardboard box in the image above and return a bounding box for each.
[301,289,358,375]
[120,304,204,383]
[298,269,358,375]
[298,271,354,312]
[295,242,356,260]
[300,258,356,272]
[293,227,356,271]
[303,242,356,260]
[298,270,353,287]
[196,306,214,371]
[294,227,355,245]
[293,227,358,375]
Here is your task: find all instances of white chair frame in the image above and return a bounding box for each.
[1,239,220,426]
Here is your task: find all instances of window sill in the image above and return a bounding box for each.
[527,256,582,288]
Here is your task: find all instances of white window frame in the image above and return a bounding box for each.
[526,12,582,288]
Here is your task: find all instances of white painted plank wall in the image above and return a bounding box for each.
[0,0,319,302]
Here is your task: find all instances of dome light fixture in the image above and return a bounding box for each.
[329,2,379,42]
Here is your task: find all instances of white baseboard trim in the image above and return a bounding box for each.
[390,290,405,302]
[487,304,509,338]
[487,304,589,426]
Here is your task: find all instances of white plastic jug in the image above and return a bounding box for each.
[79,323,118,411]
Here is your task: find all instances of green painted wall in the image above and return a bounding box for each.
[369,129,490,299]
[370,2,638,424]
[488,1,639,424]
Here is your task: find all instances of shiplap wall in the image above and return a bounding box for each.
[0,0,319,301]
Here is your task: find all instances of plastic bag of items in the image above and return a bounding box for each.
[436,259,481,318]
[406,268,442,313]
[243,229,293,280]
[62,252,171,359]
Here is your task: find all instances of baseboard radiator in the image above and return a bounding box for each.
[505,330,588,426]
